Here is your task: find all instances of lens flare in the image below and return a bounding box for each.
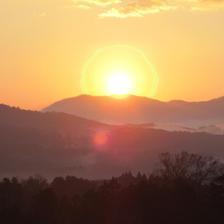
[93,131,108,146]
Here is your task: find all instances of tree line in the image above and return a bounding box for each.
[1,152,224,224]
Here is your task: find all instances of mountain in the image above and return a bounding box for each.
[43,95,224,133]
[0,104,107,133]
[0,104,109,178]
[1,104,224,179]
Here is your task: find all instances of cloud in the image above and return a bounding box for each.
[99,0,175,18]
[73,0,121,7]
[73,0,224,17]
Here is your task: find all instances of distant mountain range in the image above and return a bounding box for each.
[43,95,224,134]
[1,104,224,178]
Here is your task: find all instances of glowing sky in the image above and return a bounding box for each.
[81,45,159,97]
[1,0,224,109]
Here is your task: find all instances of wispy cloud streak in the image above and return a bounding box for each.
[73,0,224,18]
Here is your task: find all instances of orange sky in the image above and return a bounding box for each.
[1,0,224,109]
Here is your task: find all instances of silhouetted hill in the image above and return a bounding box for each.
[43,95,224,130]
[0,105,110,177]
[1,104,224,178]
[0,104,106,132]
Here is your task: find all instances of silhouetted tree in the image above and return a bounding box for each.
[156,151,224,184]
[0,152,224,224]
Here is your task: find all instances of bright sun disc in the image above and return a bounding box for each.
[106,70,134,96]
[81,45,159,98]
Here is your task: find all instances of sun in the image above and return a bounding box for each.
[81,45,159,98]
[106,70,134,97]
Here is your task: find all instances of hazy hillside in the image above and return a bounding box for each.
[0,104,106,132]
[1,104,224,178]
[43,95,224,131]
[0,104,109,178]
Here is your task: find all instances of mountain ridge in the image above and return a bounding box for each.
[1,103,224,178]
[43,95,224,126]
[44,94,224,106]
